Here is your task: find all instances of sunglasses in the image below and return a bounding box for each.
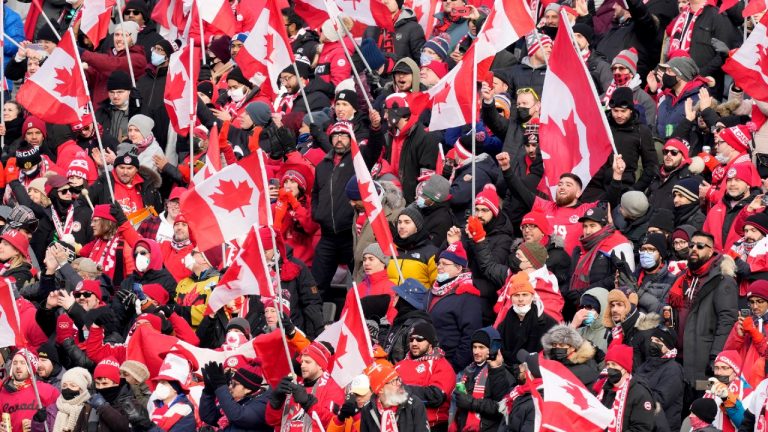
[692,242,712,250]
[662,149,680,156]
[74,292,93,299]
[58,188,71,194]
[124,9,142,16]
[409,336,426,342]
[516,87,540,101]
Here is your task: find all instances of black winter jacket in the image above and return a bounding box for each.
[87,168,164,211]
[360,395,430,432]
[606,307,661,368]
[395,126,441,204]
[199,385,272,432]
[505,391,535,432]
[418,201,454,248]
[363,8,426,62]
[498,304,557,369]
[282,256,324,339]
[599,378,656,432]
[635,356,685,431]
[136,65,170,149]
[455,363,514,432]
[594,0,659,79]
[449,155,502,223]
[635,266,678,315]
[645,164,700,212]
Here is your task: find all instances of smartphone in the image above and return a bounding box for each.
[741,308,752,317]
[132,283,146,301]
[452,6,472,17]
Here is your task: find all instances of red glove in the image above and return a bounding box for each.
[743,316,764,342]
[4,158,18,183]
[467,216,486,242]
[278,189,300,210]
[55,316,78,344]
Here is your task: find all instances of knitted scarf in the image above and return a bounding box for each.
[377,400,399,432]
[668,6,703,52]
[571,225,617,291]
[135,134,155,153]
[667,255,717,308]
[597,377,631,432]
[601,74,641,105]
[462,364,489,431]
[499,378,543,418]
[53,390,91,432]
[171,238,192,251]
[431,272,475,297]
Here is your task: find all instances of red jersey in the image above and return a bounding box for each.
[532,197,597,254]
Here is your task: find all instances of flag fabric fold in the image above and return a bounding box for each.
[722,13,768,101]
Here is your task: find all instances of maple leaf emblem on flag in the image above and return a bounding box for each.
[53,66,78,99]
[209,179,253,217]
[432,81,451,114]
[264,33,275,64]
[757,43,768,83]
[562,382,589,410]
[220,260,243,290]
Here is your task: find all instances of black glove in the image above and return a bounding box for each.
[200,362,214,394]
[109,202,128,226]
[291,384,316,409]
[441,163,454,179]
[203,362,228,389]
[616,270,638,292]
[116,289,138,311]
[270,376,294,408]
[87,307,113,327]
[156,304,174,318]
[454,392,475,410]
[280,313,295,337]
[337,398,359,420]
[32,408,46,422]
[90,393,107,409]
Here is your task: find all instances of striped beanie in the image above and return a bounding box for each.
[526,32,552,57]
[475,184,500,216]
[423,33,452,62]
[301,341,334,370]
[612,47,638,76]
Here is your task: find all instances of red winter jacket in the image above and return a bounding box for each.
[0,379,59,432]
[702,196,752,252]
[81,45,147,104]
[395,350,455,426]
[265,371,345,428]
[17,298,47,350]
[315,40,354,86]
[160,240,196,282]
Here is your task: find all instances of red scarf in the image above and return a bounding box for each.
[500,378,543,417]
[431,272,476,297]
[571,225,618,291]
[376,399,399,432]
[597,377,631,432]
[667,255,717,308]
[668,6,703,52]
[461,365,489,431]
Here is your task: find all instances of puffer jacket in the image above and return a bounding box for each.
[449,154,502,223]
[199,385,272,432]
[604,305,662,368]
[387,230,438,289]
[364,8,425,61]
[635,265,678,315]
[506,57,547,96]
[635,355,685,431]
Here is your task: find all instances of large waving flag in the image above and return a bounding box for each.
[0,278,25,348]
[164,41,200,135]
[80,0,117,47]
[294,0,393,35]
[427,0,535,130]
[16,29,89,125]
[722,13,768,101]
[151,0,189,40]
[538,12,614,198]
[195,0,237,35]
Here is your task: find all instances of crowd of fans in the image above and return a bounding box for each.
[0,0,764,430]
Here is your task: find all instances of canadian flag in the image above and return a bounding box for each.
[195,0,237,36]
[407,0,440,37]
[235,0,293,97]
[315,289,373,388]
[0,278,25,348]
[180,150,271,251]
[531,357,614,431]
[164,41,200,135]
[428,0,534,130]
[349,125,396,256]
[151,0,189,40]
[205,226,275,314]
[722,13,768,101]
[294,0,393,36]
[538,14,614,198]
[16,29,89,125]
[79,0,117,47]
[191,123,224,184]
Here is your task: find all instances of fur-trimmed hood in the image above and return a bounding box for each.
[138,165,162,190]
[541,324,596,365]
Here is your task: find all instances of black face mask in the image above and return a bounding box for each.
[69,184,83,195]
[714,374,731,384]
[606,368,623,385]
[648,343,663,358]
[517,107,532,123]
[674,247,690,260]
[98,385,121,403]
[661,74,678,90]
[61,388,80,400]
[550,348,569,362]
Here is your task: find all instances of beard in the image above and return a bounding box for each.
[380,386,409,407]
[555,192,576,206]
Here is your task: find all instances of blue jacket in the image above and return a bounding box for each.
[148,396,196,432]
[199,385,272,432]
[3,6,23,67]
[426,282,484,372]
[655,80,704,138]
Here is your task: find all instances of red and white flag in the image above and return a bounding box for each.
[191,123,224,184]
[316,289,373,387]
[0,278,25,348]
[180,150,271,251]
[80,0,117,47]
[428,0,534,130]
[538,13,614,198]
[151,0,190,40]
[722,13,768,101]
[235,0,293,97]
[16,29,89,125]
[530,357,613,431]
[294,0,393,36]
[164,41,200,135]
[407,0,440,37]
[195,0,237,36]
[349,125,396,255]
[206,226,275,314]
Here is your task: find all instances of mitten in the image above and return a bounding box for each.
[466,216,486,242]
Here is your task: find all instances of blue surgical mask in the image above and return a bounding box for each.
[416,197,427,208]
[150,52,167,67]
[639,251,657,270]
[583,311,595,326]
[436,272,451,283]
[420,52,433,66]
[297,132,313,146]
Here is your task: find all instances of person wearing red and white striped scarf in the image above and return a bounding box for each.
[596,344,655,432]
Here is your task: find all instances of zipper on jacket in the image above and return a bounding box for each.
[330,164,336,234]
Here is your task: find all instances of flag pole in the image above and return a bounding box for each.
[388,244,407,284]
[1,3,6,153]
[325,15,374,112]
[338,24,374,75]
[115,0,138,98]
[31,0,61,41]
[189,38,196,178]
[195,0,208,64]
[471,51,478,206]
[291,62,314,123]
[0,33,24,51]
[351,282,374,357]
[70,29,116,202]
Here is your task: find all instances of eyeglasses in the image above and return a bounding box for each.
[662,149,680,156]
[692,242,712,250]
[749,298,767,305]
[521,224,538,231]
[124,9,142,16]
[409,336,426,342]
[74,292,93,299]
[385,377,402,387]
[516,87,540,101]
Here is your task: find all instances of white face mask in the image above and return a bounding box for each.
[715,153,730,164]
[436,272,451,283]
[513,304,532,315]
[152,382,172,401]
[135,254,150,272]
[182,254,196,271]
[229,87,246,102]
[65,0,79,4]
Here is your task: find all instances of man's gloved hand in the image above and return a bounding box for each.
[115,289,137,311]
[109,202,128,226]
[292,384,316,409]
[270,376,295,408]
[280,313,296,337]
[87,307,113,328]
[202,362,228,389]
[32,408,47,422]
[466,216,486,243]
[711,38,729,56]
[90,393,107,409]
[743,317,764,342]
[454,392,475,410]
[336,398,359,420]
[616,270,638,292]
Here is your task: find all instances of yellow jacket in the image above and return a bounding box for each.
[175,271,219,327]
